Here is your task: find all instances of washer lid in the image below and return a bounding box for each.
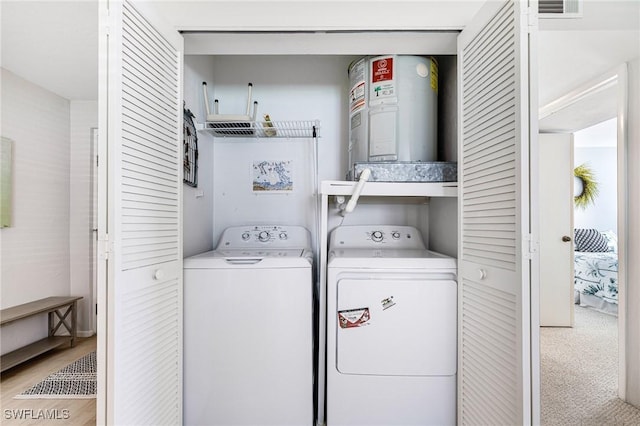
[184,249,313,268]
[214,248,305,258]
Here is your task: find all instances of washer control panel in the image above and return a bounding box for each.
[330,225,426,249]
[217,225,311,249]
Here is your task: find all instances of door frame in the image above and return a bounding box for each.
[537,63,629,401]
[91,127,99,335]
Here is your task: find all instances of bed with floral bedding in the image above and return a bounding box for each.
[573,229,618,316]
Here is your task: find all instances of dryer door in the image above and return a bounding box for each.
[336,277,456,376]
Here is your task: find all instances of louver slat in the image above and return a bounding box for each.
[459,1,527,425]
[539,0,564,14]
[462,280,518,423]
[109,1,182,425]
[461,4,517,272]
[119,3,180,275]
[117,277,180,421]
[539,0,581,15]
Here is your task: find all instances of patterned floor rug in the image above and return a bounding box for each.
[14,351,96,399]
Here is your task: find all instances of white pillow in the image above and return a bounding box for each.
[600,230,618,253]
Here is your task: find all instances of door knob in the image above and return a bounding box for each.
[562,236,571,242]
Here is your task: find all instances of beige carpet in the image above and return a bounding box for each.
[541,306,640,425]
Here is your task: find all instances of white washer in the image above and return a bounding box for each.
[326,225,457,426]
[184,225,314,426]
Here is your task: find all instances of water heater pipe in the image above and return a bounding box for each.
[341,168,371,216]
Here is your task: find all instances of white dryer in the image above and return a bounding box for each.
[326,225,457,426]
[184,225,314,426]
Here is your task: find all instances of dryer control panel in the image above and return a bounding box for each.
[217,225,311,249]
[330,225,426,249]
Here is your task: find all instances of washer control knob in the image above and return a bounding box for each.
[391,231,401,240]
[371,231,384,242]
[258,231,271,242]
[241,232,250,241]
[279,232,288,240]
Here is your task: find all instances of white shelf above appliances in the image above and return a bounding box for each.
[203,119,320,139]
[321,180,458,198]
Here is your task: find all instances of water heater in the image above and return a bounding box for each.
[348,55,438,166]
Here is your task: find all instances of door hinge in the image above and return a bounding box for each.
[526,6,538,32]
[524,233,539,259]
[98,233,110,260]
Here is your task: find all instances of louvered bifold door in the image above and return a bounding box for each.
[457,1,532,425]
[99,1,183,424]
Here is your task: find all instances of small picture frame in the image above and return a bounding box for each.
[252,160,293,192]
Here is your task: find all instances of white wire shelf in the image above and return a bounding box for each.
[203,120,319,139]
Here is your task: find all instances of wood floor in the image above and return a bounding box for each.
[1,336,96,425]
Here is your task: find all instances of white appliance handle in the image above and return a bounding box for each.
[341,168,371,216]
[224,258,263,265]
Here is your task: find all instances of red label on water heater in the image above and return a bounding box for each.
[372,57,393,83]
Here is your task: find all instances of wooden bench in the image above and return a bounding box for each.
[1,296,83,373]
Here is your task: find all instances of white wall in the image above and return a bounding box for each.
[1,68,71,354]
[70,100,98,336]
[428,197,458,257]
[573,118,617,232]
[183,56,215,257]
[208,55,353,247]
[192,54,458,254]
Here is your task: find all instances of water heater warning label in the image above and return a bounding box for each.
[350,82,366,114]
[372,57,393,83]
[370,56,396,100]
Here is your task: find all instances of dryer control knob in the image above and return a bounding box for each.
[391,232,401,240]
[371,231,384,242]
[258,231,271,242]
[279,232,288,240]
[241,232,250,241]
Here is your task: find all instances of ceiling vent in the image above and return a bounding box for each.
[539,0,582,18]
